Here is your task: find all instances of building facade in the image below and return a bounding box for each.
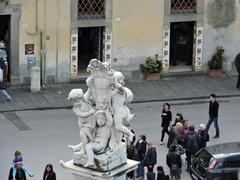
[0,0,240,84]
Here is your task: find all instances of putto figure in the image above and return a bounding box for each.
[64,59,136,171]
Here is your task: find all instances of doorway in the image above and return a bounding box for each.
[78,27,104,71]
[0,15,10,81]
[170,21,194,67]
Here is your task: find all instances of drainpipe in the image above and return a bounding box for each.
[56,0,59,83]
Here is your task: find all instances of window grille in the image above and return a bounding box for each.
[171,0,197,14]
[78,0,105,19]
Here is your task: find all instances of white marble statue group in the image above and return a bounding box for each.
[67,59,135,169]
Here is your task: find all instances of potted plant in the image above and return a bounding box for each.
[140,54,162,80]
[208,46,224,77]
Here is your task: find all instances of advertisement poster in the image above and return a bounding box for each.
[162,29,170,69]
[104,32,112,62]
[195,27,203,67]
[70,33,78,77]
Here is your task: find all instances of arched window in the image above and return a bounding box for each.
[78,0,105,19]
[171,0,197,14]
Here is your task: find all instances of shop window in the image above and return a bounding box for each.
[171,0,197,14]
[78,0,105,19]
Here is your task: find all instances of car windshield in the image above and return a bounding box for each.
[195,149,214,168]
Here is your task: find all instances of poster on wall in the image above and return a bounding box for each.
[70,33,78,77]
[162,29,170,69]
[195,27,203,67]
[104,32,112,62]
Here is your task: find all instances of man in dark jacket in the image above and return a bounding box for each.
[235,53,240,89]
[8,163,27,180]
[185,125,200,172]
[135,134,147,179]
[166,145,182,180]
[206,93,219,138]
[144,141,157,172]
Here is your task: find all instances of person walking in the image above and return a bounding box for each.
[43,163,56,180]
[156,166,169,180]
[185,125,200,172]
[206,93,220,138]
[144,141,157,179]
[135,134,147,180]
[160,103,172,145]
[166,145,182,180]
[234,52,240,89]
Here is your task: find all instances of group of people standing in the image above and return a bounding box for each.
[126,133,169,180]
[8,150,56,180]
[159,93,219,179]
[126,93,219,180]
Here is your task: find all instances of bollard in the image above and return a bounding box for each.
[31,66,41,93]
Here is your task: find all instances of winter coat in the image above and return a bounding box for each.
[144,147,157,166]
[166,151,182,169]
[135,140,147,161]
[157,172,169,180]
[209,100,219,118]
[198,130,209,149]
[167,127,179,148]
[161,110,172,127]
[235,53,240,68]
[8,167,27,180]
[186,131,200,153]
[43,171,56,180]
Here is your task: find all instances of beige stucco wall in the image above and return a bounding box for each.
[203,0,240,71]
[9,0,71,83]
[112,0,164,71]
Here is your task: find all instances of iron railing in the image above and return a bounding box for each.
[78,0,105,19]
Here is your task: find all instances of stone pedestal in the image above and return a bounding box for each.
[61,159,139,180]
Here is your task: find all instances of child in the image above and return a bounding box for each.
[12,151,33,178]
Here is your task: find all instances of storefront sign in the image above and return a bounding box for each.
[162,29,170,69]
[70,33,78,76]
[104,32,112,62]
[25,44,34,55]
[195,27,203,67]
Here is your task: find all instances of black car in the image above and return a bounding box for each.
[190,142,240,180]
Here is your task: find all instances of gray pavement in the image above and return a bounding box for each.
[0,74,240,112]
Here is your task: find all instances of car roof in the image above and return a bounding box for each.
[205,142,240,159]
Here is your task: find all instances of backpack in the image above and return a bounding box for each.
[187,133,197,148]
[127,145,138,161]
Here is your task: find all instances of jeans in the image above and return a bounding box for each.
[136,160,145,178]
[206,117,219,136]
[186,151,194,170]
[0,89,12,102]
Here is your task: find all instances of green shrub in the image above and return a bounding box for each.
[208,46,225,69]
[140,55,162,73]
